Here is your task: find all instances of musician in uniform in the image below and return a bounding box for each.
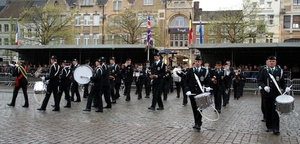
[57,60,72,108]
[100,57,111,108]
[83,59,90,98]
[233,68,245,100]
[257,60,269,122]
[83,58,103,112]
[163,66,172,101]
[223,60,234,106]
[71,58,81,102]
[38,55,60,111]
[134,63,146,100]
[177,62,189,105]
[148,53,166,111]
[144,60,151,98]
[121,58,134,101]
[210,61,230,113]
[257,56,290,135]
[109,57,120,103]
[7,58,29,108]
[185,55,210,130]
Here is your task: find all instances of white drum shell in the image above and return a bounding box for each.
[276,95,294,114]
[33,81,46,94]
[194,92,212,109]
[74,65,93,84]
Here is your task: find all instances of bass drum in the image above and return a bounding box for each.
[73,65,93,84]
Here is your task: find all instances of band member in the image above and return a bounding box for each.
[257,60,268,122]
[210,61,230,113]
[148,53,166,111]
[163,66,172,101]
[100,57,111,108]
[7,58,29,108]
[121,58,134,101]
[83,58,103,112]
[109,57,120,103]
[71,58,81,102]
[38,55,60,111]
[258,56,290,135]
[134,63,146,100]
[143,60,151,98]
[185,55,210,131]
[57,60,72,108]
[233,68,245,100]
[83,59,90,98]
[174,65,182,98]
[114,62,122,100]
[177,62,189,105]
[223,60,234,106]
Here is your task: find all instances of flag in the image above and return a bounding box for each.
[15,22,18,45]
[188,13,193,45]
[147,13,152,46]
[199,16,203,44]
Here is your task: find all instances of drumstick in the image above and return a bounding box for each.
[282,85,293,95]
[80,76,90,79]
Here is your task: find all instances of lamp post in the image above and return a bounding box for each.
[101,5,105,44]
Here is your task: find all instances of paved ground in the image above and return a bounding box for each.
[0,85,299,144]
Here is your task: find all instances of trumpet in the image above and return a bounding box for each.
[212,76,217,84]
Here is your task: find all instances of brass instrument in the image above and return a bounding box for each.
[234,73,240,83]
[109,75,115,81]
[212,76,217,84]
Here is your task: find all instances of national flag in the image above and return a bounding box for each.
[188,13,193,45]
[147,13,152,46]
[199,16,203,44]
[15,22,18,45]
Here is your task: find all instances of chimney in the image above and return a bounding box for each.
[194,1,199,10]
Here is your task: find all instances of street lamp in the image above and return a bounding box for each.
[100,5,106,44]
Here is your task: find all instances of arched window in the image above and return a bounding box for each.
[169,16,188,27]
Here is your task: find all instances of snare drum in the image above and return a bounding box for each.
[194,92,212,110]
[276,95,294,114]
[33,81,46,94]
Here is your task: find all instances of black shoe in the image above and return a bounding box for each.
[163,99,167,101]
[138,97,142,100]
[195,125,201,131]
[223,104,227,107]
[83,96,87,98]
[37,108,46,111]
[215,110,221,113]
[22,104,29,108]
[51,105,55,107]
[148,107,155,111]
[157,107,164,110]
[182,103,187,106]
[125,99,130,101]
[145,95,150,98]
[103,106,111,109]
[273,129,280,135]
[52,109,60,111]
[177,96,180,98]
[261,119,266,122]
[95,110,103,112]
[74,100,81,102]
[266,129,273,132]
[7,104,15,107]
[83,109,91,112]
[64,106,71,108]
[111,100,116,104]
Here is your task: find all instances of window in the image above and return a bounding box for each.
[249,38,256,43]
[61,15,66,24]
[284,15,291,28]
[113,1,122,11]
[208,26,216,35]
[4,38,9,45]
[267,2,271,8]
[221,26,228,35]
[221,38,229,43]
[170,16,188,27]
[180,2,185,7]
[0,38,2,45]
[93,33,99,45]
[293,15,300,28]
[250,15,255,24]
[258,15,265,23]
[27,29,32,37]
[159,12,164,18]
[93,15,100,26]
[82,0,93,6]
[4,24,9,32]
[84,34,89,45]
[196,38,204,44]
[196,25,204,35]
[114,17,121,28]
[169,34,188,47]
[75,15,80,26]
[59,38,64,45]
[144,0,153,5]
[208,38,216,44]
[75,34,80,45]
[260,0,264,5]
[108,18,113,27]
[114,35,121,44]
[35,29,39,37]
[107,35,112,44]
[294,0,300,4]
[20,29,24,38]
[174,2,178,7]
[266,35,273,43]
[137,14,147,27]
[84,15,90,26]
[268,15,274,25]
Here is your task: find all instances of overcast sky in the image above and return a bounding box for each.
[195,0,243,11]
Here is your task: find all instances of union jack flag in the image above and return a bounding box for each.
[147,13,152,46]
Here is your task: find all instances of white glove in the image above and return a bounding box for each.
[186,91,191,96]
[14,64,19,67]
[205,87,212,92]
[285,87,291,92]
[41,76,45,82]
[264,86,270,93]
[258,86,262,90]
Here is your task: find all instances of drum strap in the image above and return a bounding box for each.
[194,73,204,93]
[268,73,282,95]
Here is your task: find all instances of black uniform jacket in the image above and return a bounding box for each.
[45,62,60,86]
[13,64,28,86]
[59,66,72,87]
[134,69,146,85]
[122,64,134,83]
[185,67,209,94]
[151,60,166,84]
[210,68,230,91]
[109,63,121,83]
[91,66,103,90]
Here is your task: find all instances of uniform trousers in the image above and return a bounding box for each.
[40,85,59,109]
[150,83,163,108]
[71,82,81,101]
[110,81,116,101]
[115,82,121,99]
[125,82,132,100]
[213,88,223,111]
[101,86,111,107]
[189,95,202,126]
[58,86,71,107]
[264,97,279,130]
[10,84,29,106]
[86,87,103,111]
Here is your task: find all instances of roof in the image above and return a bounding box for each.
[0,6,6,12]
[194,10,243,21]
[190,43,300,49]
[97,0,108,5]
[33,0,48,6]
[0,1,32,18]
[0,0,7,6]
[66,0,77,6]
[0,44,150,50]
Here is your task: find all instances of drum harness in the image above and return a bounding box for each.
[194,73,220,121]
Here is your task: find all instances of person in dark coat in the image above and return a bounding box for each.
[83,59,90,98]
[7,58,29,108]
[134,63,146,100]
[163,66,172,101]
[109,57,120,103]
[143,60,151,98]
[71,58,81,102]
[257,56,290,135]
[100,57,111,108]
[233,68,245,100]
[37,55,60,111]
[57,60,72,108]
[121,58,134,101]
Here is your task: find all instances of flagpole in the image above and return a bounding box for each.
[147,45,149,60]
